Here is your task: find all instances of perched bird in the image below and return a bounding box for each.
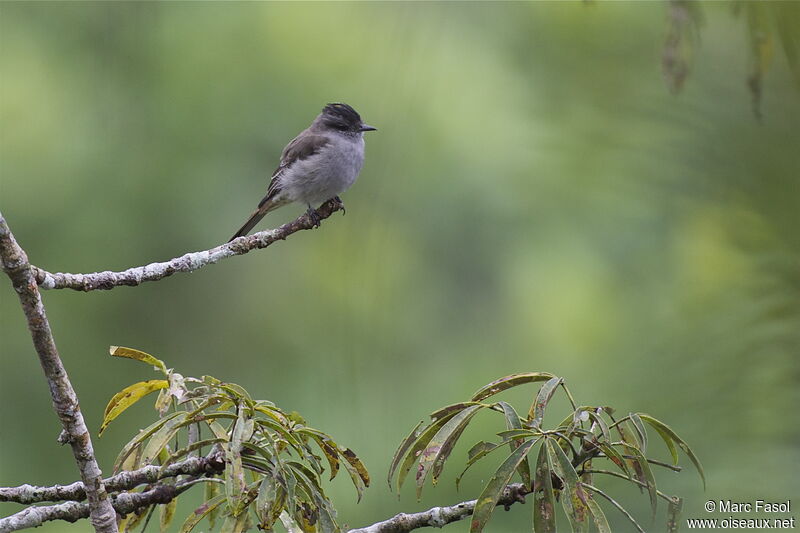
[230,103,376,241]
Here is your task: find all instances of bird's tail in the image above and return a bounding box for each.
[229,197,283,241]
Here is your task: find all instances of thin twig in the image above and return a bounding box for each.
[584,469,677,504]
[0,213,118,533]
[346,483,530,533]
[30,199,344,291]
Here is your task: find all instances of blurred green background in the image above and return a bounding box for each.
[2,2,799,531]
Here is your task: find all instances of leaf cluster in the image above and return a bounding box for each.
[389,373,705,533]
[101,347,369,533]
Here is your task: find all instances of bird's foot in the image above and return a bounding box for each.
[306,206,322,228]
[333,196,346,216]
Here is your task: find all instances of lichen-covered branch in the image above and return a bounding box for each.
[0,484,181,533]
[0,454,224,505]
[0,213,118,533]
[346,484,530,533]
[30,199,344,291]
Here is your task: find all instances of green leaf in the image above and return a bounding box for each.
[99,380,168,436]
[529,377,563,427]
[110,346,168,375]
[225,406,252,515]
[219,512,250,533]
[339,446,370,502]
[496,401,533,490]
[429,401,482,420]
[416,404,484,498]
[533,442,556,533]
[629,413,648,453]
[584,492,611,533]
[159,499,177,533]
[297,429,341,481]
[598,442,632,479]
[114,411,184,472]
[139,413,190,468]
[256,478,285,530]
[455,441,503,490]
[639,413,705,488]
[205,481,221,530]
[586,409,611,443]
[470,437,540,533]
[618,442,658,518]
[395,411,459,493]
[387,420,424,489]
[471,373,555,402]
[583,483,645,533]
[546,439,588,533]
[179,491,227,533]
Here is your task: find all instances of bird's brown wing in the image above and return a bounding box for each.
[229,132,331,241]
[260,132,331,206]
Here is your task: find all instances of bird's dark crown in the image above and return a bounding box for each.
[319,103,363,132]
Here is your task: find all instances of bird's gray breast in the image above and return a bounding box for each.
[279,134,365,206]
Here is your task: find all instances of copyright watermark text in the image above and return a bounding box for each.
[688,499,794,529]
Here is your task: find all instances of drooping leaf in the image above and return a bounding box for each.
[387,420,424,489]
[471,373,555,402]
[629,413,648,453]
[179,491,227,533]
[598,442,632,479]
[225,406,252,515]
[297,429,341,481]
[100,380,169,436]
[114,411,184,472]
[159,498,177,533]
[339,446,370,502]
[394,411,459,493]
[219,512,250,533]
[470,437,540,533]
[429,401,482,420]
[496,401,533,490]
[639,413,705,488]
[205,480,221,530]
[618,442,658,518]
[586,409,611,443]
[417,404,484,498]
[256,478,285,530]
[110,346,168,375]
[584,489,612,533]
[546,439,588,533]
[139,413,190,468]
[583,483,645,533]
[455,441,504,490]
[529,377,563,427]
[533,442,556,533]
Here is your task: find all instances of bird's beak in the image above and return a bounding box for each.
[359,124,377,132]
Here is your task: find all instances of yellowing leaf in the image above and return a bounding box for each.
[100,380,168,436]
[110,346,168,375]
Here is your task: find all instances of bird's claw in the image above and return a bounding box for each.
[333,196,346,216]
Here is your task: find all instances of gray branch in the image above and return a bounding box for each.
[30,199,344,291]
[0,485,180,533]
[0,454,224,505]
[0,213,118,533]
[346,484,530,533]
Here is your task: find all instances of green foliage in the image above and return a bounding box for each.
[390,373,704,533]
[101,347,369,533]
